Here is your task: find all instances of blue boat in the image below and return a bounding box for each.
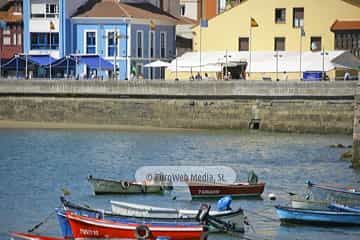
[275,205,360,225]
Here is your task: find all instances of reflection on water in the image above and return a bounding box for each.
[0,129,359,239]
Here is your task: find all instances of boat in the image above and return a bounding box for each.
[9,232,64,240]
[275,205,360,225]
[187,181,265,198]
[330,203,360,213]
[307,181,360,202]
[87,175,170,195]
[65,210,208,240]
[110,200,244,232]
[60,197,244,234]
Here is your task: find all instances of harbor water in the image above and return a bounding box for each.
[0,128,359,240]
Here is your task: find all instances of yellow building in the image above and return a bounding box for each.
[167,0,360,80]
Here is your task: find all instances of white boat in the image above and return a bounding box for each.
[110,200,245,233]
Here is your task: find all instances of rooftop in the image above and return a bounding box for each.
[73,0,178,24]
[331,20,360,31]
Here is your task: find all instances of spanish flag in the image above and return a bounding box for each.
[49,21,56,31]
[251,17,259,27]
[150,20,156,31]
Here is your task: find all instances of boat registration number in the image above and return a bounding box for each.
[80,229,100,236]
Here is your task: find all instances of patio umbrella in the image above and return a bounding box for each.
[144,60,170,68]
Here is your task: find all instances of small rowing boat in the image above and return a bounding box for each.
[87,175,170,195]
[110,200,244,232]
[187,181,265,198]
[275,205,360,226]
[65,211,208,240]
[9,232,63,240]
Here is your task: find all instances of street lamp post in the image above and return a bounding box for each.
[224,50,232,79]
[299,27,305,80]
[274,51,283,81]
[321,48,329,80]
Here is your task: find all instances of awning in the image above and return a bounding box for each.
[78,55,114,70]
[28,55,57,66]
[1,56,37,70]
[48,56,76,69]
[1,55,56,70]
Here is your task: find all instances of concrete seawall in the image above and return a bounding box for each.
[0,80,355,134]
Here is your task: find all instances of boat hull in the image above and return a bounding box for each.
[66,211,207,240]
[188,182,265,198]
[88,176,163,195]
[276,206,360,226]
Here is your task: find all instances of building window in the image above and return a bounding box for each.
[86,31,96,54]
[310,37,322,51]
[160,32,166,58]
[180,5,186,16]
[3,36,11,45]
[150,31,155,58]
[17,33,22,46]
[238,37,249,51]
[293,8,304,28]
[335,32,360,50]
[274,37,285,51]
[30,32,59,50]
[46,4,58,18]
[31,3,58,18]
[107,32,118,57]
[137,31,143,58]
[275,8,286,24]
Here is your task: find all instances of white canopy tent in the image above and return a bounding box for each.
[144,60,170,68]
[168,51,360,73]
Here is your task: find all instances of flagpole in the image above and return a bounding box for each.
[299,27,303,80]
[249,18,252,79]
[50,27,52,81]
[199,0,203,78]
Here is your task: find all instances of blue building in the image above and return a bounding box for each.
[71,0,178,80]
[22,0,88,59]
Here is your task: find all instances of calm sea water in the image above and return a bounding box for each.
[0,128,359,240]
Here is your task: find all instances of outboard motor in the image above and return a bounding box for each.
[196,204,211,222]
[217,196,232,211]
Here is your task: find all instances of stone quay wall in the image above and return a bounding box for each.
[0,80,356,134]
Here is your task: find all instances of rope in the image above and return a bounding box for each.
[27,205,61,233]
[242,207,279,222]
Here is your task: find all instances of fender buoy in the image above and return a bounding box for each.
[135,225,151,239]
[121,181,130,189]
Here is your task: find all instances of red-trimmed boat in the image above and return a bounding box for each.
[9,232,64,240]
[65,211,208,240]
[187,182,265,198]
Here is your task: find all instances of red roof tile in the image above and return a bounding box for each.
[74,0,178,24]
[331,20,360,31]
